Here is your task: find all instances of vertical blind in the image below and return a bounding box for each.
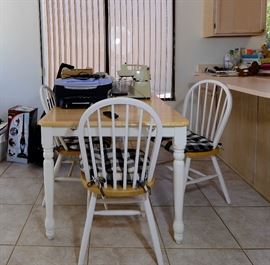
[41,0,173,99]
[41,0,106,87]
[108,0,173,98]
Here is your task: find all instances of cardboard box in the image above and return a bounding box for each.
[7,106,37,164]
[0,132,7,161]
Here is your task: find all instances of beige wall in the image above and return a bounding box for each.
[173,0,265,112]
[0,0,42,121]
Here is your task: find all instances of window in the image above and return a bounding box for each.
[267,0,270,43]
[40,0,174,99]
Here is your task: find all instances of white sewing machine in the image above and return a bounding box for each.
[116,64,151,99]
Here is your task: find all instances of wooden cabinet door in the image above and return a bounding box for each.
[255,97,270,200]
[219,91,257,184]
[215,0,266,35]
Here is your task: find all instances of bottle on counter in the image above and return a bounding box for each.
[234,48,241,66]
[224,50,235,70]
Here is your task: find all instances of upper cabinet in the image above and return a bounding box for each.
[203,0,267,37]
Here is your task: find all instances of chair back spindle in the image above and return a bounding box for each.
[78,97,162,192]
[183,80,232,148]
[40,85,68,150]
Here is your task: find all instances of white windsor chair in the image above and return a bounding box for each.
[77,97,164,265]
[39,85,80,206]
[183,79,232,204]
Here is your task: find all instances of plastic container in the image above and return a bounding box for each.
[224,50,234,70]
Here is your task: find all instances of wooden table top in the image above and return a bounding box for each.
[195,73,270,99]
[38,96,189,128]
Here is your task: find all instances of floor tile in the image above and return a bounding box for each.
[154,164,173,180]
[0,161,11,176]
[0,246,13,265]
[8,246,82,265]
[245,249,270,265]
[89,212,164,249]
[151,177,210,207]
[0,177,42,204]
[2,147,270,265]
[215,207,270,248]
[2,163,43,179]
[18,205,86,246]
[54,162,81,179]
[199,178,269,207]
[0,205,32,244]
[36,181,87,206]
[190,159,238,180]
[157,148,173,165]
[152,165,210,207]
[184,185,211,206]
[88,247,169,265]
[167,249,252,265]
[151,171,174,207]
[154,206,239,249]
[36,162,86,206]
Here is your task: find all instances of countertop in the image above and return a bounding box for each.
[194,73,270,99]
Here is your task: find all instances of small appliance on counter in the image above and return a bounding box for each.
[6,106,37,164]
[113,63,151,99]
[204,66,238,77]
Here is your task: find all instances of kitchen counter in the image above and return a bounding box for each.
[195,73,270,98]
[194,73,270,202]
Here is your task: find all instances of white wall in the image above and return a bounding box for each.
[0,0,42,121]
[173,0,265,111]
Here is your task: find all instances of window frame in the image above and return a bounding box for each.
[39,0,175,100]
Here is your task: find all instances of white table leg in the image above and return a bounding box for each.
[173,127,186,243]
[41,127,55,239]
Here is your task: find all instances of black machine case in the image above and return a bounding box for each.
[54,84,112,109]
[53,63,112,108]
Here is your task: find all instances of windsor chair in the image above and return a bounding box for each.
[39,85,80,206]
[77,97,164,265]
[162,80,232,203]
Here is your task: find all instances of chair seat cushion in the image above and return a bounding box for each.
[62,137,112,150]
[161,131,222,153]
[80,148,149,185]
[63,137,80,150]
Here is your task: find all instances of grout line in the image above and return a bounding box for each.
[0,162,12,178]
[210,206,256,265]
[5,184,44,265]
[2,160,270,264]
[3,243,270,251]
[150,201,172,265]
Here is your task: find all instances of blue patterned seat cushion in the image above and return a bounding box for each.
[161,130,222,153]
[80,147,150,185]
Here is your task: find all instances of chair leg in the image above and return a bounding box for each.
[78,193,97,265]
[86,190,91,210]
[54,153,63,178]
[211,156,231,204]
[184,157,191,183]
[140,202,146,217]
[67,160,76,178]
[143,196,164,265]
[41,196,46,207]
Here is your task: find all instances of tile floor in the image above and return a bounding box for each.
[0,149,270,265]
